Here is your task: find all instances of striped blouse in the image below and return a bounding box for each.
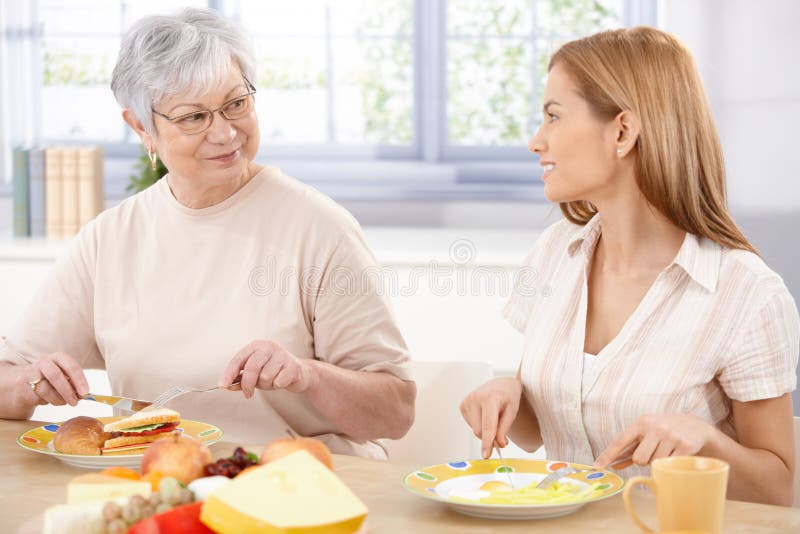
[503,215,799,476]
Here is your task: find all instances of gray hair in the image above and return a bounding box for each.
[111,7,255,136]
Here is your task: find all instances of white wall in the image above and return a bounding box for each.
[659,0,800,212]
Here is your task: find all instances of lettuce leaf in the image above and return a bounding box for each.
[117,422,166,433]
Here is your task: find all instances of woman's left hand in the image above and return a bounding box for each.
[594,413,715,469]
[219,340,318,398]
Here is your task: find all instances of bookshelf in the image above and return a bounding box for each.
[12,146,105,239]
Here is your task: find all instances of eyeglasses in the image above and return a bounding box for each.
[152,77,257,135]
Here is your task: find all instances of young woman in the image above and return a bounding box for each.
[460,27,798,505]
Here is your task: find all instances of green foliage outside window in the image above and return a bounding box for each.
[446,0,622,145]
[41,0,623,151]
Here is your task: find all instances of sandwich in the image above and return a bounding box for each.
[101,408,181,453]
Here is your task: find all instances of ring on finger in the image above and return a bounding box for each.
[28,377,44,391]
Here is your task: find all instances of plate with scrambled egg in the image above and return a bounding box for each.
[402,458,624,519]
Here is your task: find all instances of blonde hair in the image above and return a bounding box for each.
[549,27,756,254]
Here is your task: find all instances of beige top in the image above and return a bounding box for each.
[1,166,411,458]
[504,215,799,476]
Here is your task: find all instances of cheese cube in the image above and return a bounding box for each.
[67,473,151,504]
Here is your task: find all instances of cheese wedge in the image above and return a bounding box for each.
[200,450,367,534]
[67,473,151,504]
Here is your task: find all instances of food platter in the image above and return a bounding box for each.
[17,418,223,469]
[402,458,624,520]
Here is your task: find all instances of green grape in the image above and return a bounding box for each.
[179,488,194,505]
[140,503,155,519]
[159,477,182,505]
[121,500,143,525]
[128,494,147,509]
[101,501,122,521]
[148,492,162,507]
[107,519,127,534]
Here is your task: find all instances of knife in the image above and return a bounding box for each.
[80,393,152,414]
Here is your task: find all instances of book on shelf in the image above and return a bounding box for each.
[77,146,104,229]
[28,148,47,238]
[44,147,64,239]
[61,148,80,237]
[12,147,31,237]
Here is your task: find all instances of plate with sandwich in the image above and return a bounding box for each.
[17,409,223,468]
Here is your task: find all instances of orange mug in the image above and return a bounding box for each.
[623,456,729,534]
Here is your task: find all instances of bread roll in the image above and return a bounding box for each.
[53,416,111,456]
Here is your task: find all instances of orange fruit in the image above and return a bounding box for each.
[99,467,141,480]
[141,469,166,492]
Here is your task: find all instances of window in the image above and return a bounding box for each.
[2,0,655,198]
[39,0,207,143]
[237,0,414,148]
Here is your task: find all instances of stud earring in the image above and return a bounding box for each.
[147,146,158,171]
[617,149,622,156]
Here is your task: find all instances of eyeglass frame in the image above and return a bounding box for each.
[151,76,257,134]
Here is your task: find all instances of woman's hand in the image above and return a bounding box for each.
[460,376,523,459]
[594,413,715,469]
[219,340,318,398]
[22,353,89,407]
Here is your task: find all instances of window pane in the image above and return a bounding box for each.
[254,39,328,143]
[240,0,414,146]
[332,38,413,144]
[39,0,206,143]
[239,1,327,36]
[124,0,207,25]
[39,0,120,35]
[447,0,532,36]
[446,0,626,147]
[447,38,533,146]
[41,37,122,141]
[329,0,413,36]
[535,0,624,36]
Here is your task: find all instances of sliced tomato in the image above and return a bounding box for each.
[116,422,180,437]
[128,502,215,534]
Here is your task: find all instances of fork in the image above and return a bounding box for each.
[536,456,633,490]
[142,376,242,411]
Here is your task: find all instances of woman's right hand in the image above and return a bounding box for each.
[21,353,89,408]
[460,376,523,459]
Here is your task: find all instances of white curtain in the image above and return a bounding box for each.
[0,0,40,185]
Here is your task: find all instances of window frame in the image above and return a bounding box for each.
[2,0,657,201]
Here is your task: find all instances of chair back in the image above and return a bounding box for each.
[382,360,493,467]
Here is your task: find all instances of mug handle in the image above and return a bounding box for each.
[623,476,658,533]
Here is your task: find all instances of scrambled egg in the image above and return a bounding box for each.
[449,479,601,505]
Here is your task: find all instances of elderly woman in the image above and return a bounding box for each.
[461,27,798,505]
[0,7,415,458]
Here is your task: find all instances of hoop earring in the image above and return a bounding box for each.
[147,147,158,171]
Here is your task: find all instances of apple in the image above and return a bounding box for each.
[141,433,212,485]
[260,436,333,469]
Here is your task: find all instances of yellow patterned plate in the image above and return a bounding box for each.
[17,418,223,469]
[402,458,624,520]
